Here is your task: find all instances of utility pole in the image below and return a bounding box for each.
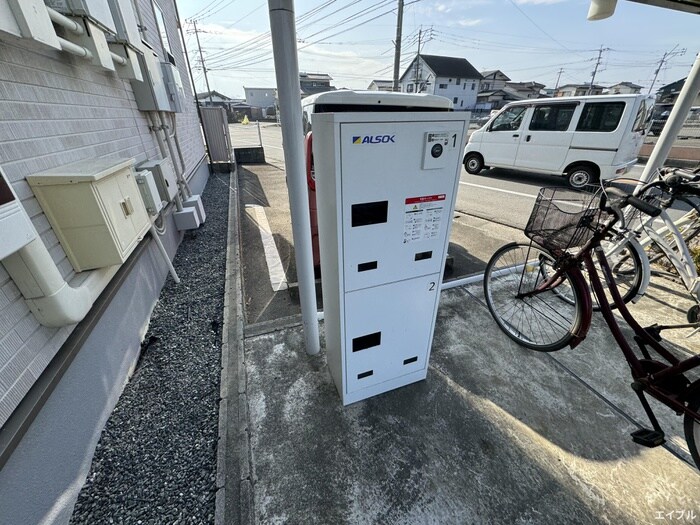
[392,0,404,92]
[414,28,421,91]
[649,45,686,94]
[554,68,563,90]
[587,46,607,95]
[192,20,213,104]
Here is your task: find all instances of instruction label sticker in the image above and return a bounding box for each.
[403,194,446,244]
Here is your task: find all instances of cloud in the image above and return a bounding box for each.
[435,3,452,12]
[458,18,483,26]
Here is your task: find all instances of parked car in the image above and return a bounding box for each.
[462,94,653,188]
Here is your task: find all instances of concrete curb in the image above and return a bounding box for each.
[215,167,254,525]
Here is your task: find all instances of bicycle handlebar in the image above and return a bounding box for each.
[602,187,662,217]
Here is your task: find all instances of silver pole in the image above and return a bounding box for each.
[638,52,700,188]
[268,0,320,355]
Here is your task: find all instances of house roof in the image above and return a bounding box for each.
[507,81,545,90]
[196,90,232,100]
[476,89,524,100]
[415,55,483,80]
[557,83,605,90]
[370,79,393,87]
[300,72,333,81]
[658,78,685,93]
[610,81,642,89]
[480,70,511,81]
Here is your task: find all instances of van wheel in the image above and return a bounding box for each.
[567,165,597,189]
[464,153,484,174]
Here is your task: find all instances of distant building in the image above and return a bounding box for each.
[368,79,394,91]
[555,84,605,97]
[476,87,525,110]
[608,82,642,95]
[300,72,335,97]
[244,87,276,107]
[506,81,546,99]
[656,78,700,105]
[399,54,483,110]
[479,70,510,92]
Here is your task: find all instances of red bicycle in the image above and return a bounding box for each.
[483,186,700,470]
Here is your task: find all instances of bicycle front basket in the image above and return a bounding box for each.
[525,187,604,253]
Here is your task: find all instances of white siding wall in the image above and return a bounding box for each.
[0,0,204,428]
[431,76,480,110]
[245,88,276,107]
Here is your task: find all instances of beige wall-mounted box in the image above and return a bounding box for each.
[27,158,150,272]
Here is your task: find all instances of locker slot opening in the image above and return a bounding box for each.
[352,331,381,352]
[358,261,378,272]
[351,201,388,227]
[414,251,433,261]
[357,370,374,379]
[403,356,418,365]
[0,176,15,206]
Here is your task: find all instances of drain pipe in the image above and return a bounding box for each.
[160,112,193,198]
[3,236,119,328]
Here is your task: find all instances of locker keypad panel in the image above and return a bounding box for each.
[340,121,465,293]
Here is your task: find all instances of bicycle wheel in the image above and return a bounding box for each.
[483,243,585,352]
[683,387,700,471]
[589,237,644,311]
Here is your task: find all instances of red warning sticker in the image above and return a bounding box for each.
[405,194,446,205]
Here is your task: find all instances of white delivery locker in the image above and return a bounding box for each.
[313,112,469,405]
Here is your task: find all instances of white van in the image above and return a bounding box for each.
[463,94,653,188]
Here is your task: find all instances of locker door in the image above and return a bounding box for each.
[344,274,440,394]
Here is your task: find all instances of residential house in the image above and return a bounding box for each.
[506,81,546,99]
[656,78,700,105]
[244,87,276,108]
[399,54,483,110]
[368,79,394,91]
[479,70,510,92]
[0,1,210,523]
[197,90,239,108]
[476,88,525,111]
[555,84,605,97]
[608,82,643,94]
[299,72,335,97]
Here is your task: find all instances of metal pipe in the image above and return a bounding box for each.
[57,37,92,60]
[147,112,183,211]
[257,120,263,147]
[638,52,700,189]
[150,226,180,283]
[109,52,127,66]
[166,112,193,197]
[268,0,320,356]
[46,6,84,35]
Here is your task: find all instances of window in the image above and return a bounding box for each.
[463,83,466,90]
[153,2,175,64]
[483,83,490,91]
[453,97,458,104]
[490,106,527,132]
[449,78,452,83]
[460,100,463,107]
[456,78,461,85]
[529,104,577,131]
[471,83,475,90]
[632,99,650,132]
[439,83,448,89]
[577,102,625,132]
[407,83,414,93]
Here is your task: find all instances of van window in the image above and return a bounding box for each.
[529,104,576,131]
[577,102,625,132]
[490,106,526,131]
[632,99,648,132]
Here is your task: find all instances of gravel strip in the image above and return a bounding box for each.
[70,174,230,525]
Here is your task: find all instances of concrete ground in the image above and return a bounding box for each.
[220,168,700,525]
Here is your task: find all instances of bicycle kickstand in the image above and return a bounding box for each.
[630,382,666,448]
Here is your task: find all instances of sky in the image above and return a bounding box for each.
[175,0,698,99]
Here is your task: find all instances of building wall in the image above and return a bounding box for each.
[244,88,276,107]
[431,76,479,110]
[0,0,208,522]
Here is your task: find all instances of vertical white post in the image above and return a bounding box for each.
[268,0,320,355]
[638,53,700,188]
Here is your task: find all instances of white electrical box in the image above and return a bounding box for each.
[183,194,206,224]
[27,158,150,272]
[106,0,140,45]
[137,158,178,202]
[0,167,37,260]
[173,208,200,231]
[135,169,163,216]
[313,111,469,405]
[1,0,61,49]
[131,50,172,112]
[107,42,143,81]
[161,62,184,113]
[71,18,115,71]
